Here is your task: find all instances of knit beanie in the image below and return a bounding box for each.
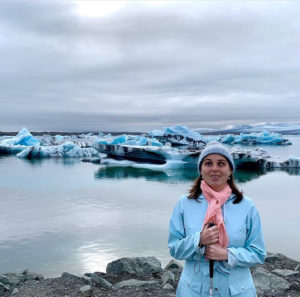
[198,143,235,173]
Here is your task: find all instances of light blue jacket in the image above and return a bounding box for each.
[168,194,266,297]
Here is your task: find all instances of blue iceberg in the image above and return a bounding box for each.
[149,125,206,147]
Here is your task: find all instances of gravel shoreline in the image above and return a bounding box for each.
[1,253,299,297]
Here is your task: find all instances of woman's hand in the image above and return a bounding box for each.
[200,223,219,246]
[205,243,228,261]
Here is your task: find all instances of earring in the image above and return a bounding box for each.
[227,176,231,181]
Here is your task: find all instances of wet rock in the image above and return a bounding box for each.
[90,274,112,289]
[60,272,88,287]
[112,279,159,290]
[106,257,162,276]
[162,271,175,286]
[272,269,299,277]
[20,270,44,282]
[253,267,291,293]
[0,282,10,295]
[164,260,183,272]
[0,274,20,287]
[12,288,19,295]
[163,283,174,290]
[79,285,91,293]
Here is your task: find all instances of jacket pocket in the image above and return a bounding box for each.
[177,272,202,296]
[229,280,255,296]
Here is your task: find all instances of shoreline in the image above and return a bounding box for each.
[0,252,299,297]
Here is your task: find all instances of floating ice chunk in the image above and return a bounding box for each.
[94,134,163,147]
[219,131,291,145]
[16,142,98,159]
[1,127,39,146]
[149,125,206,147]
[55,135,64,143]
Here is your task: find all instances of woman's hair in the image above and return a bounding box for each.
[188,173,243,204]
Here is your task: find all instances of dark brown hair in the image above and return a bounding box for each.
[188,173,243,204]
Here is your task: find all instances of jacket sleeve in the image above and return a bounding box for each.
[225,202,266,268]
[168,197,204,260]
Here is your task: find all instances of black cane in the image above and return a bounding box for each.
[208,222,215,297]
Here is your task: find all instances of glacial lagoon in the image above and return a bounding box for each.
[0,136,300,277]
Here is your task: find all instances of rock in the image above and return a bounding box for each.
[0,274,20,287]
[112,279,159,290]
[163,283,174,290]
[61,272,85,283]
[295,264,300,271]
[79,285,91,293]
[106,257,163,276]
[12,288,19,294]
[253,267,291,293]
[19,270,44,282]
[272,269,299,277]
[91,274,112,289]
[164,260,183,271]
[0,282,10,295]
[161,270,175,286]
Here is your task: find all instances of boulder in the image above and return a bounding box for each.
[252,267,291,293]
[60,272,86,284]
[106,257,162,276]
[163,283,174,290]
[90,274,112,289]
[19,270,44,282]
[162,270,175,286]
[0,282,10,295]
[112,279,159,290]
[79,285,91,293]
[0,274,20,287]
[272,269,299,277]
[164,260,183,271]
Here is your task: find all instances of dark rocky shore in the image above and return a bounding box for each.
[1,253,299,297]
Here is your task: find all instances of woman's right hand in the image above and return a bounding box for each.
[199,223,219,246]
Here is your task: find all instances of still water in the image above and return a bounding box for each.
[0,136,300,277]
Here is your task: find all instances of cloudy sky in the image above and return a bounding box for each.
[0,1,299,132]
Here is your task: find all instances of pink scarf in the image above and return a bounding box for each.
[201,180,232,248]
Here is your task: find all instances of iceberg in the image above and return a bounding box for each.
[1,127,39,146]
[197,122,300,135]
[148,125,206,147]
[0,127,40,155]
[95,134,163,147]
[16,142,98,159]
[219,131,291,145]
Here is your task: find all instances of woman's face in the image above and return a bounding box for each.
[200,154,232,192]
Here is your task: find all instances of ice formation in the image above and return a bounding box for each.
[197,122,300,134]
[1,127,39,146]
[17,142,98,159]
[95,134,163,147]
[148,125,206,147]
[218,131,291,145]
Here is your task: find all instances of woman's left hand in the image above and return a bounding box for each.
[205,243,228,261]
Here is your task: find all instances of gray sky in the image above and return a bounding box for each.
[0,0,299,132]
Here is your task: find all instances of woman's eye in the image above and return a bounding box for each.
[218,162,225,166]
[204,161,212,166]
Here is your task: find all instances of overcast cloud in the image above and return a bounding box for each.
[0,0,299,132]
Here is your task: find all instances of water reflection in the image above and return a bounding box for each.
[20,157,80,167]
[94,165,300,184]
[94,166,198,183]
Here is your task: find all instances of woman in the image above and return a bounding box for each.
[168,143,266,297]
